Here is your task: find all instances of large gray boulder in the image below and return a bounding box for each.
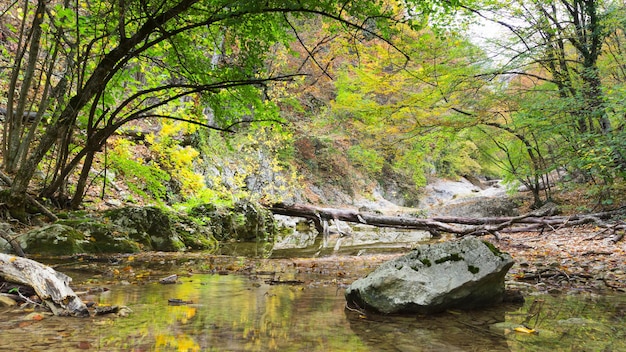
[345,237,514,314]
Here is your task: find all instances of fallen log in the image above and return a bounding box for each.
[269,203,467,237]
[268,203,626,239]
[0,253,89,316]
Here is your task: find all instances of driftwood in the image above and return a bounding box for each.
[0,253,89,316]
[268,203,626,240]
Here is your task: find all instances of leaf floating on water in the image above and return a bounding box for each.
[168,298,193,305]
[514,326,537,334]
[23,312,45,321]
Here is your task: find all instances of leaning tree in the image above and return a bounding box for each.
[0,0,460,218]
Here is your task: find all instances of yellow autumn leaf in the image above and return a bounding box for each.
[514,326,537,334]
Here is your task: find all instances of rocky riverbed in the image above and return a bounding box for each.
[51,222,624,296]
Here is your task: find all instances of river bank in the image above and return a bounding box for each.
[51,222,624,297]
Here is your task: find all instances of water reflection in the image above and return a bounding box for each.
[94,274,367,351]
[0,273,625,351]
[345,304,516,352]
[220,226,434,258]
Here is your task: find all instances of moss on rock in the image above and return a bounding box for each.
[105,206,185,251]
[56,218,140,253]
[189,200,276,242]
[22,224,87,255]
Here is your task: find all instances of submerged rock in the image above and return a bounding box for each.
[345,237,514,314]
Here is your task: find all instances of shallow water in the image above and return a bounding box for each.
[1,272,624,351]
[1,222,624,351]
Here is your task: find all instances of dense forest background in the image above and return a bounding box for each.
[0,0,624,219]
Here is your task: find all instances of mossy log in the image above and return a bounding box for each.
[0,253,88,316]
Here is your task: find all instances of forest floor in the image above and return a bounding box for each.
[494,225,626,294]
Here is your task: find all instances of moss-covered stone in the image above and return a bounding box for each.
[190,200,276,242]
[21,224,87,255]
[105,206,185,251]
[468,265,480,274]
[56,218,140,253]
[482,241,502,256]
[435,253,463,264]
[173,217,218,251]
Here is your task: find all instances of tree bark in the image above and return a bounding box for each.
[0,253,89,316]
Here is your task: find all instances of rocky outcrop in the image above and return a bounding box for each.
[20,224,90,256]
[189,200,276,242]
[11,206,218,256]
[5,203,273,256]
[427,196,520,218]
[345,237,514,314]
[105,206,187,251]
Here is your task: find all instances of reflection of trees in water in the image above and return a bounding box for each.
[2,271,623,351]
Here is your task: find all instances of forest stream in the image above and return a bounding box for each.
[1,180,625,351]
[1,223,625,351]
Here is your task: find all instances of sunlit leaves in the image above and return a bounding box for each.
[109,138,171,203]
[326,17,489,187]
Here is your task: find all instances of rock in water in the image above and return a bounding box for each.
[345,237,514,314]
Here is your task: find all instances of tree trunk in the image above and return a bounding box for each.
[7,0,200,215]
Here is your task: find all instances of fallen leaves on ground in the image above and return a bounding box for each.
[493,224,626,293]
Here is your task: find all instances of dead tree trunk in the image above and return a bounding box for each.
[0,253,89,316]
[269,203,474,237]
[268,203,626,239]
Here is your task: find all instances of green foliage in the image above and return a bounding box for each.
[467,265,480,274]
[145,119,206,200]
[109,139,170,203]
[189,125,301,206]
[4,0,625,214]
[322,19,489,190]
[347,145,384,177]
[6,0,447,211]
